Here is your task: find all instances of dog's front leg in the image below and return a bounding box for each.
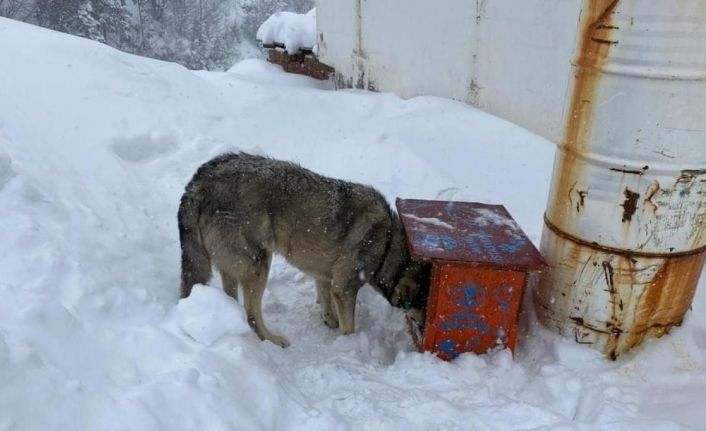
[315,278,339,329]
[330,273,362,335]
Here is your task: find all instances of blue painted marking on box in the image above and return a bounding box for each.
[461,284,480,307]
[439,321,488,331]
[417,216,527,264]
[476,234,503,263]
[437,282,490,330]
[495,286,513,314]
[421,233,439,249]
[494,285,517,328]
[464,234,482,254]
[464,233,503,262]
[498,237,527,254]
[422,233,458,251]
[439,309,490,331]
[437,339,459,359]
[441,236,458,250]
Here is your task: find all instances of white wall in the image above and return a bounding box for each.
[316,0,358,81]
[360,1,477,97]
[316,0,582,142]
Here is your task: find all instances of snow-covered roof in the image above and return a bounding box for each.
[256,8,317,54]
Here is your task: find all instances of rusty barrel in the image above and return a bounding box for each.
[534,0,706,359]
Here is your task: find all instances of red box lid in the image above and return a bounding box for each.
[396,199,545,271]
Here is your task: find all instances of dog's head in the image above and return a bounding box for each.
[389,263,430,325]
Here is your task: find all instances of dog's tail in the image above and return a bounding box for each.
[178,186,212,298]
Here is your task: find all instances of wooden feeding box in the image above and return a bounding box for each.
[264,46,334,81]
[396,199,545,360]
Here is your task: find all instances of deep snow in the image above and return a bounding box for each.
[1,18,705,431]
[256,8,317,53]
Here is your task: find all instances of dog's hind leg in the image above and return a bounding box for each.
[315,278,338,329]
[220,270,239,302]
[180,242,212,299]
[240,250,290,348]
[178,191,211,299]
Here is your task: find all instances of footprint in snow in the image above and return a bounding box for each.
[0,153,17,191]
[112,132,178,163]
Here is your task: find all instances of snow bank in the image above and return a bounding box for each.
[1,17,705,431]
[257,8,317,53]
[177,285,251,345]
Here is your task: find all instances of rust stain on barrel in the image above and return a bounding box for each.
[539,217,706,359]
[620,251,706,355]
[555,0,621,213]
[621,188,640,222]
[565,0,620,147]
[549,0,624,358]
[644,181,660,214]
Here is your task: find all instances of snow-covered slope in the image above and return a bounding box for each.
[1,18,705,431]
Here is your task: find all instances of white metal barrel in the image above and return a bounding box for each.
[535,0,706,359]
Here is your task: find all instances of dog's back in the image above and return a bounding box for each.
[178,153,393,295]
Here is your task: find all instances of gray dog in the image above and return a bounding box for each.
[178,153,427,347]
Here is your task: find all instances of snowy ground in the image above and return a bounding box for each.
[1,18,705,431]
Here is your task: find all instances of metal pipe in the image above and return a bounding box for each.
[534,0,706,359]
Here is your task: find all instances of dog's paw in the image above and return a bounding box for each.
[270,335,290,348]
[321,312,339,329]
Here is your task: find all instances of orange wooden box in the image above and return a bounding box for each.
[397,199,545,360]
